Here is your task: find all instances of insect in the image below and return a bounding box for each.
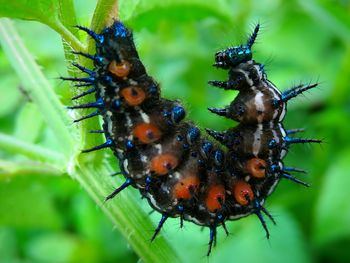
[62,21,320,256]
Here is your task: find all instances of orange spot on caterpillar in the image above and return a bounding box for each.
[120,86,146,106]
[173,176,200,200]
[108,60,131,78]
[246,158,266,178]
[150,153,179,175]
[206,185,226,212]
[233,181,254,206]
[133,123,161,144]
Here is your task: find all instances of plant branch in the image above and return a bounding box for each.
[75,162,181,263]
[0,18,79,159]
[0,133,65,165]
[0,159,63,176]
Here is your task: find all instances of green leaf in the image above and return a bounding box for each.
[14,103,44,143]
[0,176,63,229]
[162,207,311,262]
[215,209,311,263]
[124,1,232,30]
[0,0,60,26]
[119,0,141,20]
[0,76,21,118]
[0,228,18,262]
[313,150,350,245]
[0,0,83,51]
[26,233,78,263]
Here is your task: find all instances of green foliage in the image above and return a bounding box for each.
[0,0,349,262]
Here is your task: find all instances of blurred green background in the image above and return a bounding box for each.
[0,0,349,262]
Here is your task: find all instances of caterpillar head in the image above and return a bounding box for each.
[214,24,260,69]
[214,45,252,69]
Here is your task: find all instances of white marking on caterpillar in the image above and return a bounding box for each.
[267,177,280,195]
[254,91,265,122]
[125,113,132,128]
[129,79,138,85]
[269,122,277,157]
[140,155,148,163]
[154,144,163,154]
[186,215,205,226]
[228,212,251,220]
[98,83,106,98]
[139,109,150,123]
[254,64,263,80]
[123,159,130,174]
[252,124,263,156]
[146,193,162,211]
[106,111,114,136]
[265,79,286,121]
[234,68,254,86]
[174,172,181,180]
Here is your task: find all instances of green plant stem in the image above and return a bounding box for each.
[0,133,65,165]
[50,19,86,52]
[0,18,78,159]
[0,159,63,176]
[75,162,181,263]
[91,0,119,32]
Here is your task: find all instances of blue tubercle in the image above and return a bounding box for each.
[176,134,184,141]
[114,21,128,37]
[213,150,224,166]
[268,139,277,149]
[269,164,280,173]
[95,98,105,107]
[104,75,113,83]
[198,159,205,166]
[187,127,200,143]
[145,175,152,191]
[126,140,135,150]
[171,106,185,124]
[113,99,122,110]
[148,84,158,95]
[95,56,104,64]
[177,204,184,214]
[202,141,213,156]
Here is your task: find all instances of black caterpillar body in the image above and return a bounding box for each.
[63,21,320,255]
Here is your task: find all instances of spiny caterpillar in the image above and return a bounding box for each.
[62,21,320,256]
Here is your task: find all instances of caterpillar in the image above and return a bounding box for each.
[62,21,320,256]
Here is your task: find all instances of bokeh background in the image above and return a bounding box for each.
[0,0,349,262]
